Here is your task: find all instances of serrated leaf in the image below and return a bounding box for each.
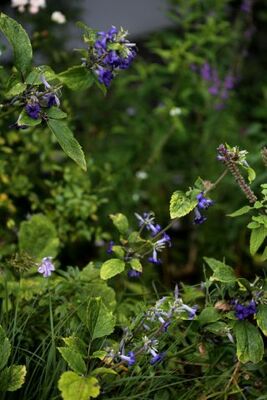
[129,258,142,272]
[227,206,251,218]
[0,325,11,370]
[169,190,197,219]
[256,304,267,336]
[62,337,87,356]
[86,297,115,340]
[198,307,220,326]
[47,119,87,171]
[57,347,87,375]
[100,258,125,280]
[234,320,264,363]
[0,365,26,391]
[17,109,42,127]
[58,66,94,91]
[18,214,59,260]
[46,107,67,120]
[58,371,100,400]
[204,257,236,283]
[250,226,267,256]
[0,13,32,76]
[109,213,129,234]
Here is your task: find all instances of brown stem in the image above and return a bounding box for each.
[225,159,257,204]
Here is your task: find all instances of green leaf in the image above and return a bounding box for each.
[129,258,142,272]
[0,13,32,77]
[204,257,236,283]
[111,245,125,259]
[18,214,59,260]
[256,304,267,336]
[198,307,220,326]
[91,368,117,376]
[100,258,125,280]
[17,109,42,127]
[86,297,115,340]
[62,337,87,356]
[46,107,67,119]
[204,321,229,335]
[0,365,26,391]
[58,66,94,91]
[250,226,267,256]
[227,206,251,218]
[47,119,87,171]
[57,347,87,375]
[247,167,256,184]
[26,65,57,85]
[5,82,26,98]
[169,190,197,219]
[109,213,129,234]
[58,372,100,400]
[233,320,264,363]
[91,351,107,360]
[0,326,11,370]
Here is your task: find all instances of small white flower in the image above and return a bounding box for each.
[51,11,66,24]
[11,0,28,12]
[169,107,182,117]
[136,171,148,180]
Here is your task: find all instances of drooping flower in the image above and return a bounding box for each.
[193,192,213,225]
[128,268,142,278]
[119,351,136,366]
[37,257,55,277]
[25,100,41,119]
[149,349,165,365]
[107,241,114,255]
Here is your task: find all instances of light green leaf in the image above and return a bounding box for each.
[0,13,32,76]
[26,65,57,85]
[57,347,87,375]
[47,119,87,171]
[247,167,256,184]
[0,326,11,370]
[58,66,94,91]
[46,107,67,120]
[86,297,115,340]
[111,246,125,259]
[169,190,197,219]
[0,365,26,391]
[129,258,142,272]
[198,307,220,326]
[91,368,117,376]
[5,82,26,98]
[256,304,267,336]
[100,258,125,280]
[234,321,264,363]
[227,206,251,218]
[17,109,42,127]
[250,226,267,256]
[58,372,100,400]
[109,213,129,234]
[62,337,87,356]
[91,351,107,360]
[204,257,236,283]
[18,214,59,260]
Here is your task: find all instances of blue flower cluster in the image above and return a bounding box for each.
[93,26,137,87]
[234,300,257,320]
[194,192,213,225]
[135,212,171,264]
[25,75,60,120]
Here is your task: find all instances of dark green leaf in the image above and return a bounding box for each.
[47,119,87,171]
[58,66,94,91]
[234,320,264,363]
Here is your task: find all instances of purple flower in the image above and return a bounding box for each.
[25,102,41,119]
[201,63,212,81]
[149,350,165,365]
[95,66,114,87]
[224,74,235,90]
[241,0,252,13]
[193,208,207,225]
[234,300,257,320]
[120,351,136,366]
[42,93,60,108]
[128,268,142,278]
[196,193,213,210]
[107,241,114,255]
[208,86,219,96]
[38,257,55,277]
